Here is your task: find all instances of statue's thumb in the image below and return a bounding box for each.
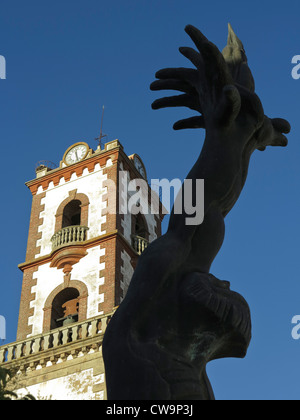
[216,85,241,127]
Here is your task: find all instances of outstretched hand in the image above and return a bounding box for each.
[150,24,290,152]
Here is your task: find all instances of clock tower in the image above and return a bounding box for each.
[0,139,163,400]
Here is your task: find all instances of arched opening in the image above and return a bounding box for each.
[54,192,89,233]
[43,281,88,333]
[62,200,81,228]
[50,287,80,329]
[131,214,149,255]
[134,213,148,239]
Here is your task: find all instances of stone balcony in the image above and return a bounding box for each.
[131,235,149,255]
[0,313,113,371]
[51,226,89,251]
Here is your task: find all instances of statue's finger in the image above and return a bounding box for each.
[155,68,198,83]
[271,118,291,134]
[173,116,205,130]
[185,25,232,88]
[235,63,255,93]
[271,133,288,147]
[216,85,241,127]
[258,118,288,149]
[179,46,204,71]
[200,42,232,89]
[151,94,201,112]
[237,86,264,124]
[150,79,195,95]
[185,25,209,52]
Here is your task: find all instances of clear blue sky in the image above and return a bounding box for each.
[0,0,300,400]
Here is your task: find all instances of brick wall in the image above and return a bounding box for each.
[25,193,46,261]
[17,267,38,340]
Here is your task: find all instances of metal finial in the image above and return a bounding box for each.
[95,105,107,149]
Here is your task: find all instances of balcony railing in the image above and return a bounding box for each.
[0,313,113,365]
[51,226,89,251]
[132,235,149,255]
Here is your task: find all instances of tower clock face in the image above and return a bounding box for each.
[134,155,146,179]
[64,143,89,166]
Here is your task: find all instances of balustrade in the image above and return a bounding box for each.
[132,235,149,255]
[0,313,112,365]
[51,226,89,250]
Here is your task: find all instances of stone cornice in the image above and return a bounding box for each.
[26,145,122,196]
[18,230,138,272]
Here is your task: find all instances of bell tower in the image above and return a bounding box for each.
[0,139,163,400]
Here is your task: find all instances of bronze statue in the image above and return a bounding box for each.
[103,24,290,400]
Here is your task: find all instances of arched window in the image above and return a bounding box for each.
[131,214,149,255]
[50,288,80,329]
[55,192,89,233]
[43,281,88,333]
[62,200,82,228]
[134,213,148,239]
